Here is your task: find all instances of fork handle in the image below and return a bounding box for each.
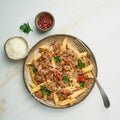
[94,78,110,108]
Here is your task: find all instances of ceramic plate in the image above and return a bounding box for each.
[23,34,97,108]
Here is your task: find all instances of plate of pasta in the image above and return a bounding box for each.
[23,34,97,108]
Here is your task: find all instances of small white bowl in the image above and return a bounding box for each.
[4,36,29,61]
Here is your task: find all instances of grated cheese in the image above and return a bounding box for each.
[5,37,28,59]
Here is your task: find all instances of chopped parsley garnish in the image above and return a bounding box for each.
[20,22,33,33]
[77,59,85,69]
[62,76,69,84]
[54,56,61,62]
[40,86,51,95]
[80,82,85,88]
[32,66,37,73]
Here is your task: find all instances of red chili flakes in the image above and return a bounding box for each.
[37,13,53,30]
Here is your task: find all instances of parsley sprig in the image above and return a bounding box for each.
[32,66,37,73]
[54,56,61,62]
[40,86,51,95]
[20,22,33,34]
[80,82,85,88]
[77,59,85,69]
[62,76,69,84]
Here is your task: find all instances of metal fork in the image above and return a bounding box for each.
[74,38,110,108]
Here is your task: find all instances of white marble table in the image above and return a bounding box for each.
[0,0,120,120]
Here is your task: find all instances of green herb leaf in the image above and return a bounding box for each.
[77,59,85,69]
[80,82,85,88]
[40,86,51,95]
[32,66,37,73]
[20,22,33,33]
[62,76,69,84]
[54,56,61,62]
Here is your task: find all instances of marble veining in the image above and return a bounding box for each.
[0,99,6,116]
[0,65,22,89]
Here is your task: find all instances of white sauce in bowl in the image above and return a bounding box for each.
[5,37,29,60]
